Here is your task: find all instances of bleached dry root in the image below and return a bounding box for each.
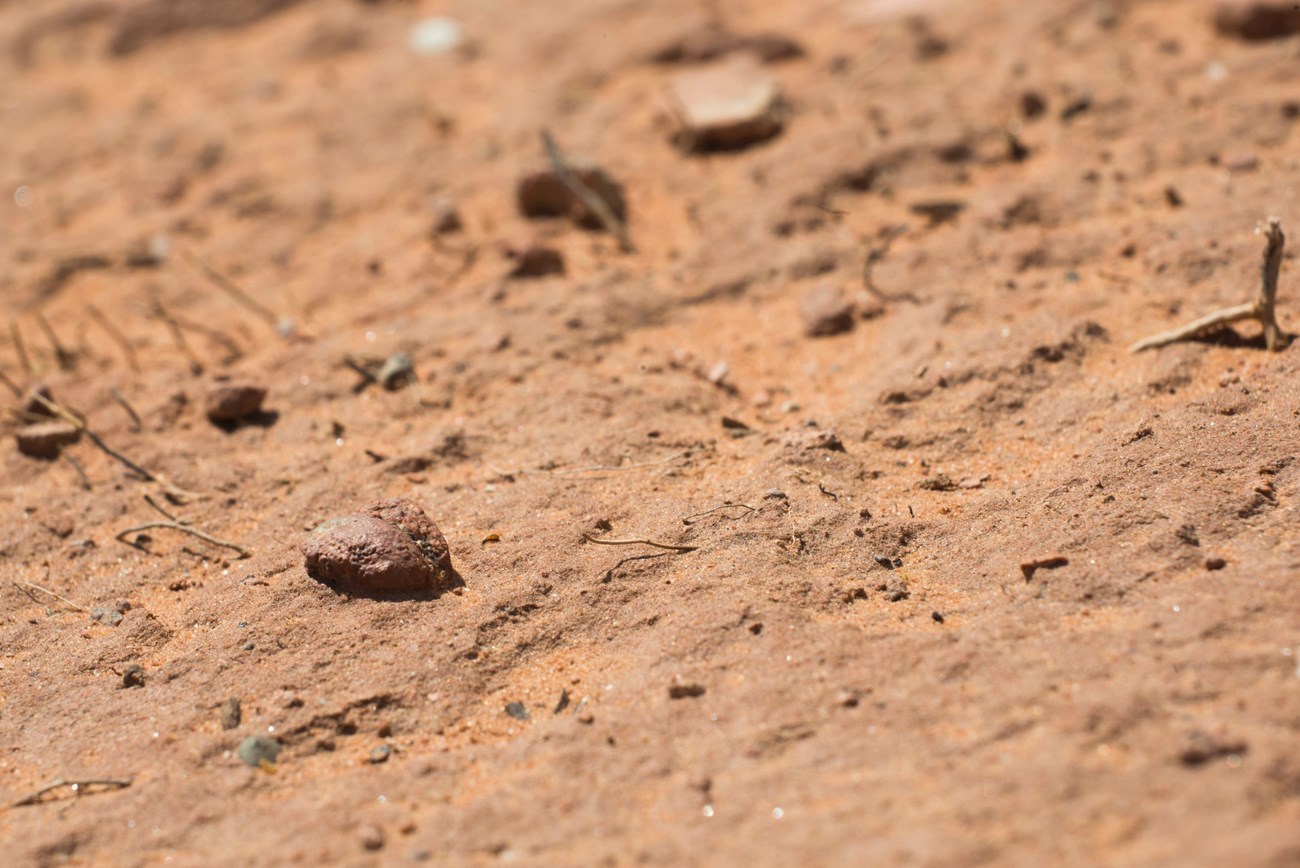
[1130,217,1288,353]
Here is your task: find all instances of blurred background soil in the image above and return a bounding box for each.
[2,0,1300,864]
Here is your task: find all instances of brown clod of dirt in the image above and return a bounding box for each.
[1213,1,1300,40]
[508,244,565,278]
[16,421,80,459]
[204,383,266,423]
[801,283,855,337]
[517,162,627,230]
[302,498,453,593]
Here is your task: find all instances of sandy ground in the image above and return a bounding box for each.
[2,0,1300,864]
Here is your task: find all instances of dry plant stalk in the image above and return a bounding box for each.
[540,129,634,253]
[1131,218,1289,353]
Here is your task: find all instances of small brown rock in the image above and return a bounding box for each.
[220,697,242,730]
[1213,1,1300,40]
[1020,554,1069,581]
[205,383,266,423]
[517,162,627,230]
[16,421,80,459]
[302,498,453,592]
[671,54,784,151]
[429,195,462,235]
[359,824,386,852]
[801,284,855,337]
[508,244,564,279]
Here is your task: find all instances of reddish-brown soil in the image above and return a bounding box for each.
[3,0,1300,864]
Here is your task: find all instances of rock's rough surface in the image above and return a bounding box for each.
[205,383,266,423]
[303,498,453,592]
[16,421,80,459]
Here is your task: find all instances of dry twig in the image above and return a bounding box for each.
[86,303,140,373]
[64,452,92,490]
[147,291,204,374]
[109,388,143,432]
[30,393,197,502]
[11,579,87,612]
[540,129,634,253]
[682,502,755,525]
[582,534,697,552]
[11,777,133,808]
[176,247,281,330]
[117,494,250,558]
[1131,218,1289,352]
[0,366,20,398]
[34,311,75,371]
[10,321,34,377]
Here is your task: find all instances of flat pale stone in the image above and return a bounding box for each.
[671,54,783,151]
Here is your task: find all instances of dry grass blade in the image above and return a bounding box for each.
[115,521,252,559]
[541,129,633,253]
[11,579,88,612]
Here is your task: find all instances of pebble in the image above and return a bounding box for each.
[508,244,564,279]
[302,497,454,592]
[91,606,124,627]
[1212,1,1300,40]
[359,824,386,851]
[1205,556,1228,571]
[668,682,707,699]
[377,352,415,390]
[408,17,461,55]
[238,735,281,768]
[801,283,855,337]
[221,697,242,730]
[369,745,392,764]
[205,382,266,423]
[670,54,783,151]
[120,663,145,688]
[517,161,627,230]
[504,702,530,721]
[429,195,462,235]
[16,421,80,459]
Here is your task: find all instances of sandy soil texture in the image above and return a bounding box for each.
[3,0,1300,864]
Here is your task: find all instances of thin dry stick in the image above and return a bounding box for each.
[109,388,143,432]
[162,309,243,363]
[30,394,200,504]
[34,312,75,371]
[1131,217,1289,353]
[147,291,204,375]
[176,248,280,329]
[11,579,88,612]
[682,502,756,525]
[863,225,918,304]
[582,534,697,553]
[115,521,251,558]
[0,365,21,398]
[11,778,133,808]
[540,129,634,253]
[10,321,34,378]
[63,452,92,490]
[86,304,141,373]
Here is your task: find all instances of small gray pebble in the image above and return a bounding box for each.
[238,735,281,767]
[92,607,124,627]
[369,745,392,764]
[504,701,530,721]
